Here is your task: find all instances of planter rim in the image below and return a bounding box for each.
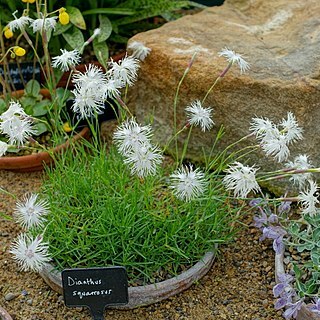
[40,250,216,309]
[275,250,320,320]
[0,306,13,320]
[0,126,90,172]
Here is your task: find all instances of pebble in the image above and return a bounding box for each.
[265,266,272,273]
[5,292,19,301]
[27,298,33,305]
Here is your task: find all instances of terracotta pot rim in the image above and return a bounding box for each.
[40,250,216,309]
[0,126,90,171]
[275,250,320,319]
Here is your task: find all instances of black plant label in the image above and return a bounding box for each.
[0,62,41,92]
[62,267,128,320]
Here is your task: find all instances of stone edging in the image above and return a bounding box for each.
[0,306,13,320]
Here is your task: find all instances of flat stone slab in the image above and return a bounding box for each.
[127,0,320,192]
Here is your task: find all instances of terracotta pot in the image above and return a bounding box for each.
[0,306,13,320]
[0,89,90,172]
[40,251,215,309]
[275,251,320,320]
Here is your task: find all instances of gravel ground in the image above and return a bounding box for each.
[0,169,284,320]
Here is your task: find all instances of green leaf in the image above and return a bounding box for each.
[97,15,112,43]
[25,80,40,97]
[93,39,109,69]
[20,96,37,115]
[62,26,85,51]
[55,88,73,105]
[32,100,51,117]
[66,6,86,30]
[313,227,320,241]
[296,280,306,294]
[6,146,20,153]
[0,211,13,220]
[33,122,48,136]
[296,242,315,252]
[53,22,73,36]
[293,263,302,279]
[82,8,135,16]
[0,98,6,114]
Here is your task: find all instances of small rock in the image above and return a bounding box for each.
[265,266,272,273]
[21,289,28,296]
[5,292,19,301]
[26,299,33,305]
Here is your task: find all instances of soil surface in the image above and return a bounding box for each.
[0,169,284,320]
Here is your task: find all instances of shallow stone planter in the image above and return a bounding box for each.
[275,251,320,320]
[0,306,13,320]
[40,251,215,309]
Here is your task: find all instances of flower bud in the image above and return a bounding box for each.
[59,8,70,25]
[4,28,13,39]
[63,122,72,133]
[13,47,26,57]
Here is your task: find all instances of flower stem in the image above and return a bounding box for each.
[173,51,198,161]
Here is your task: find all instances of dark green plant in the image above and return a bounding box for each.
[1,1,205,69]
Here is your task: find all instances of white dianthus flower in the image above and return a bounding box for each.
[108,55,140,87]
[71,84,106,119]
[260,129,290,163]
[52,49,81,72]
[1,100,25,121]
[127,41,151,61]
[71,64,109,119]
[10,234,51,272]
[250,117,275,138]
[104,78,122,99]
[0,141,8,157]
[223,162,260,198]
[14,193,49,229]
[250,113,302,163]
[31,16,57,33]
[285,154,313,189]
[0,101,35,146]
[298,180,319,217]
[185,100,214,132]
[8,12,33,32]
[0,116,36,146]
[218,48,250,74]
[280,112,303,144]
[72,64,108,88]
[170,165,207,201]
[113,119,153,155]
[124,144,163,178]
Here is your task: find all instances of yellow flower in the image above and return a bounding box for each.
[59,8,70,25]
[63,122,72,133]
[13,47,26,57]
[21,0,28,2]
[28,0,36,3]
[4,28,13,39]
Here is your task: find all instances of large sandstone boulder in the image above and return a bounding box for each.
[127,0,320,192]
